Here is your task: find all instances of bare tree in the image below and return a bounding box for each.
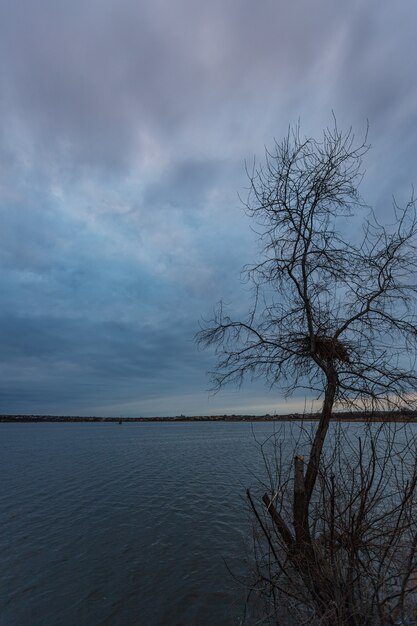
[197,122,417,624]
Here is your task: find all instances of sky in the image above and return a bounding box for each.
[1,0,417,416]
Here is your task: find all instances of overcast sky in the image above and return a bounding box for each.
[1,0,416,416]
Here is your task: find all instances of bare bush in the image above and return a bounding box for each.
[247,422,417,625]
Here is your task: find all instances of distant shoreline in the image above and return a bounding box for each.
[1,412,417,423]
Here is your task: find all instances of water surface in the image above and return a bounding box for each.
[1,421,285,626]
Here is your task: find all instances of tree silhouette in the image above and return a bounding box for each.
[197,121,417,624]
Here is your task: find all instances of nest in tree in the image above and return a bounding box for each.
[299,335,350,363]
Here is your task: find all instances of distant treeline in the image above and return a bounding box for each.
[1,412,417,423]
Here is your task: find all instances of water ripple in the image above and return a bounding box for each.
[1,421,285,626]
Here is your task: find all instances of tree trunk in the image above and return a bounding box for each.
[291,367,339,621]
[304,368,338,503]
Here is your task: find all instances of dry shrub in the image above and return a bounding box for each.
[246,422,417,626]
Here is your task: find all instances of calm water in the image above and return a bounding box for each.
[1,421,288,626]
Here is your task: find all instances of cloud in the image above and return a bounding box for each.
[0,0,417,414]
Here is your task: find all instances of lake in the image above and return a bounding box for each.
[1,421,293,626]
[5,420,409,625]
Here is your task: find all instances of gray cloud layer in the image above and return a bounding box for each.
[1,0,416,415]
